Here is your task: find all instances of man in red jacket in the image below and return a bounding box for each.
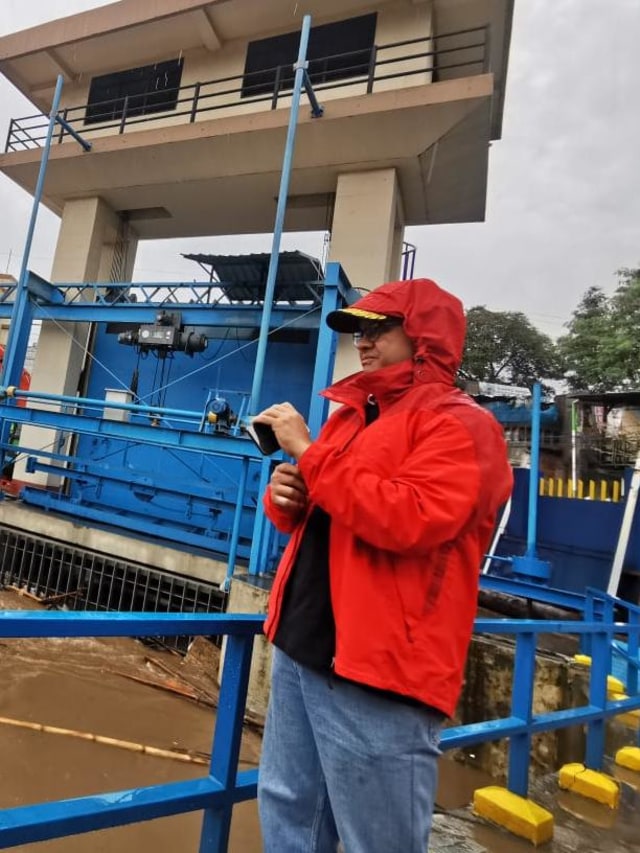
[253,278,513,853]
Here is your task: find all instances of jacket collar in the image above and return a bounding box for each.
[321,357,453,411]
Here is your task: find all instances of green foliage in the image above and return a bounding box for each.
[460,306,562,388]
[558,268,640,391]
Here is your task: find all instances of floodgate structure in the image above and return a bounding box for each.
[0,0,638,849]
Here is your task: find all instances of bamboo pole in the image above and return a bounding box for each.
[0,715,208,765]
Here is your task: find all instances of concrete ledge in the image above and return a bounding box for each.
[558,763,620,808]
[472,786,554,845]
[0,501,228,586]
[615,746,640,772]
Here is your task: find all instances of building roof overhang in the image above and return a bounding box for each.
[0,0,514,138]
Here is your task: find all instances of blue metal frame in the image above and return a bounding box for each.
[441,615,640,794]
[0,609,638,848]
[0,610,262,850]
[510,382,552,582]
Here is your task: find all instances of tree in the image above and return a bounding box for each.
[558,268,640,391]
[460,306,562,388]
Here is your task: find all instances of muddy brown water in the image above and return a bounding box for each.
[0,589,262,852]
[1,589,639,853]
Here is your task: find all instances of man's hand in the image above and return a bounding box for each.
[269,463,308,512]
[253,402,312,460]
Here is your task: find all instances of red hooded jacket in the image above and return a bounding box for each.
[263,278,513,717]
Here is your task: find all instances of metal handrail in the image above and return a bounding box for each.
[0,610,637,849]
[0,611,262,851]
[4,26,489,153]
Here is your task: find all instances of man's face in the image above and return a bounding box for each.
[352,320,414,371]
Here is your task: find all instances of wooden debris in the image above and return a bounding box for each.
[110,669,216,707]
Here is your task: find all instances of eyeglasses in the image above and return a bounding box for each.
[352,319,402,344]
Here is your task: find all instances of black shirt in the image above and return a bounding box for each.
[272,397,378,669]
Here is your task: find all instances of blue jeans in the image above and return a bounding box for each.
[258,648,443,853]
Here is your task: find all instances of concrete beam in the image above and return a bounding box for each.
[46,48,77,82]
[193,8,222,52]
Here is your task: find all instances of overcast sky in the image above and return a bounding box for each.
[1,0,638,340]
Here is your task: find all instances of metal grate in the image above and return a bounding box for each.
[0,527,225,652]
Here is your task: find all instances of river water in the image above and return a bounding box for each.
[1,588,639,853]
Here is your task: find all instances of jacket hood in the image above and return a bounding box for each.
[340,278,466,385]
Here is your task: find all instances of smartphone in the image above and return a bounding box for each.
[242,421,281,456]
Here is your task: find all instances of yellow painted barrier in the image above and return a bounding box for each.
[539,478,624,502]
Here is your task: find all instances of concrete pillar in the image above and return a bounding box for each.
[223,573,272,719]
[15,197,138,485]
[327,168,405,381]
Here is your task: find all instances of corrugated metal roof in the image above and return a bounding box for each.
[182,251,323,304]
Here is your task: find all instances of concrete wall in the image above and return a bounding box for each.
[455,636,583,782]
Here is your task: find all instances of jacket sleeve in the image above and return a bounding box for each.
[297,411,486,556]
[263,485,305,534]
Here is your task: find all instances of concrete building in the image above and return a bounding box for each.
[0,0,514,710]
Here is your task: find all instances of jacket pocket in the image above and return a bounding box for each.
[392,544,453,634]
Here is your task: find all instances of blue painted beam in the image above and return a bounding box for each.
[480,573,589,612]
[0,773,257,848]
[20,489,254,563]
[25,270,65,304]
[0,303,322,327]
[0,611,264,639]
[0,405,268,459]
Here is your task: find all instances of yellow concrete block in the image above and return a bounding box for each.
[609,691,629,701]
[607,675,625,693]
[473,786,554,845]
[558,763,620,808]
[574,654,591,666]
[616,747,640,772]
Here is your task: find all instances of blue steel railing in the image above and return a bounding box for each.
[443,616,640,797]
[0,611,264,850]
[584,587,640,695]
[1,610,639,849]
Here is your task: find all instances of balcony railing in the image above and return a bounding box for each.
[4,26,490,153]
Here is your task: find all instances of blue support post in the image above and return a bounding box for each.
[526,382,542,559]
[581,588,596,656]
[585,629,609,770]
[248,15,322,414]
[507,632,536,797]
[511,382,552,581]
[248,457,274,575]
[221,457,250,592]
[307,262,341,436]
[54,114,92,152]
[200,633,255,852]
